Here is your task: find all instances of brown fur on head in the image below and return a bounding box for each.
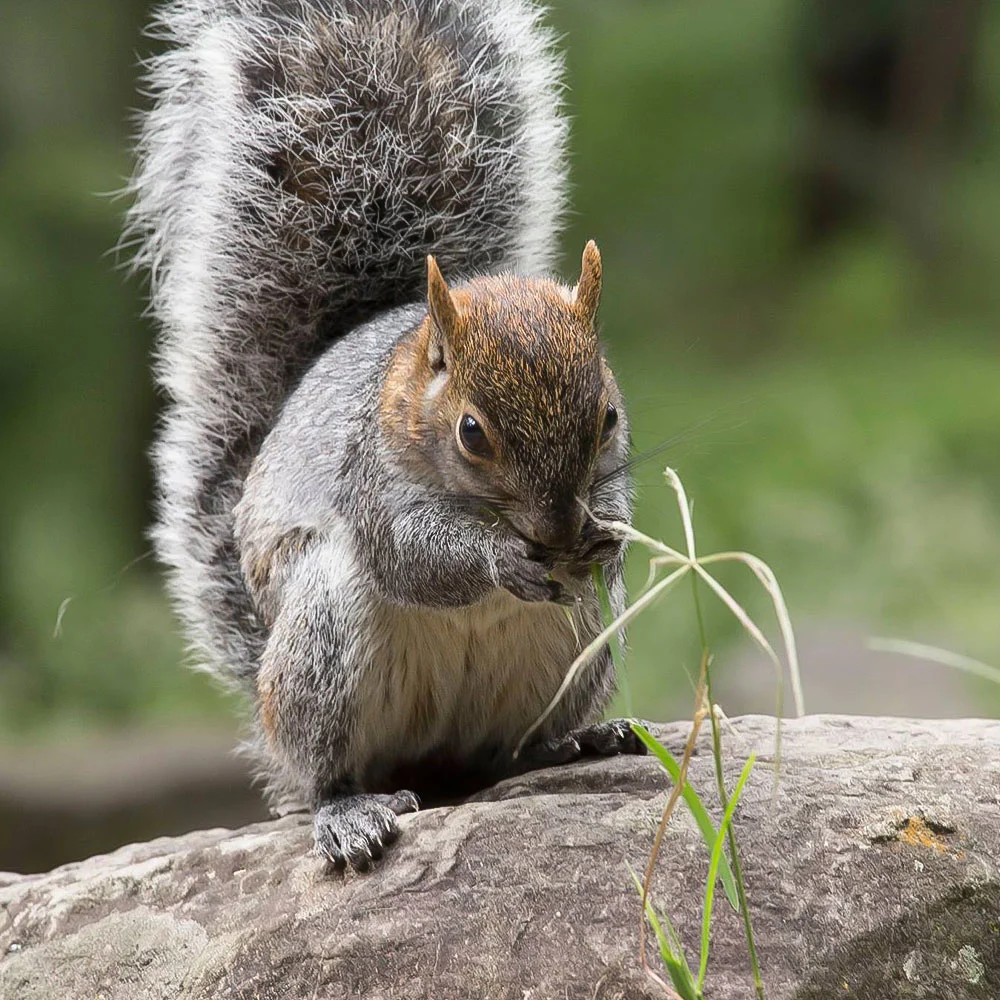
[381,242,627,553]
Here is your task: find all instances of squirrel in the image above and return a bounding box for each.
[127,0,642,870]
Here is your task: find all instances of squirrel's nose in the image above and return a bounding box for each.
[529,508,584,555]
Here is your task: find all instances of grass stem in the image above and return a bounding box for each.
[691,573,765,999]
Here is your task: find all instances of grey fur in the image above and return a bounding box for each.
[235,306,635,818]
[127,0,568,683]
[129,0,638,865]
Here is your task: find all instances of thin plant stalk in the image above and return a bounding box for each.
[631,723,741,912]
[638,650,710,977]
[697,753,756,989]
[515,467,799,995]
[514,563,690,755]
[692,573,765,999]
[594,564,632,716]
[628,864,693,1000]
[518,467,802,758]
[867,637,1000,686]
[664,466,800,720]
[700,551,802,719]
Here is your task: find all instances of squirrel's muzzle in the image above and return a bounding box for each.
[523,504,586,557]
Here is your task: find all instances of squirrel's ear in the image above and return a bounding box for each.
[426,256,460,367]
[571,240,602,327]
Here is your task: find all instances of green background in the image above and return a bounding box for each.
[2,0,998,739]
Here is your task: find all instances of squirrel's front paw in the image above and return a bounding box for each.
[496,538,565,604]
[314,790,420,872]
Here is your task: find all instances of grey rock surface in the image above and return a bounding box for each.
[1,715,999,1000]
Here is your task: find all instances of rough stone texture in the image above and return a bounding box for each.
[1,715,999,1000]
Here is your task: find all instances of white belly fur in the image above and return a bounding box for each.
[353,589,599,770]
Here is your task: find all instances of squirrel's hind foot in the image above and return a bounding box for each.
[314,791,420,872]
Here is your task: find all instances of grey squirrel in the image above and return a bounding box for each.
[127,0,641,869]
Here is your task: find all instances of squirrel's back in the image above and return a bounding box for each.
[127,0,569,681]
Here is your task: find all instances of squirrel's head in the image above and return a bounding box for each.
[382,241,629,559]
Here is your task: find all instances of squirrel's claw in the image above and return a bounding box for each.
[314,791,420,872]
[511,719,646,777]
[570,718,647,757]
[515,734,583,771]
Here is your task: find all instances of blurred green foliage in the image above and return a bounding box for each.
[1,0,997,733]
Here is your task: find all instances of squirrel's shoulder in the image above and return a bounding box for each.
[249,302,427,475]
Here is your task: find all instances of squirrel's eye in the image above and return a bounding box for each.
[457,413,491,459]
[601,402,618,444]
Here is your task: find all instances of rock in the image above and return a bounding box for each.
[1,715,999,999]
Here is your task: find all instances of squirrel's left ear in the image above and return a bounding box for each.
[426,255,461,369]
[571,240,602,327]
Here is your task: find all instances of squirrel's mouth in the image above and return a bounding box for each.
[501,508,623,568]
[541,532,625,582]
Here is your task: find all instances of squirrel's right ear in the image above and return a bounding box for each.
[427,256,460,370]
[571,240,602,327]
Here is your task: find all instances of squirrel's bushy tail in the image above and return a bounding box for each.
[127,0,568,683]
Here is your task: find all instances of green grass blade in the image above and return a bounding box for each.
[663,945,701,999]
[628,863,673,960]
[630,722,740,911]
[627,865,701,1000]
[697,754,756,989]
[593,564,631,715]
